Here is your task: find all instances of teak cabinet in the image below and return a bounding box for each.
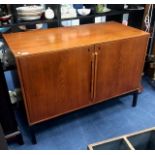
[3,22,149,127]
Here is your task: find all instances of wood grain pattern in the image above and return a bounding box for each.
[17,46,93,124]
[94,36,149,103]
[3,22,148,57]
[3,22,149,125]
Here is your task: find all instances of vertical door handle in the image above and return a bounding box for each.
[93,52,98,101]
[90,52,95,101]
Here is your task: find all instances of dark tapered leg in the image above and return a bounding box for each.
[16,133,24,145]
[29,126,37,144]
[132,91,139,107]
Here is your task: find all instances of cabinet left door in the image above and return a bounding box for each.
[17,46,93,125]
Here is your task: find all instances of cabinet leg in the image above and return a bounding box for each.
[29,127,37,144]
[132,91,139,107]
[16,133,24,145]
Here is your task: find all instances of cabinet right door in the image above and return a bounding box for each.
[94,36,149,103]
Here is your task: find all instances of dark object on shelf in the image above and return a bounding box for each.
[106,4,124,23]
[83,4,95,9]
[80,16,94,25]
[127,4,144,10]
[106,14,123,23]
[0,4,11,26]
[0,123,8,150]
[106,4,145,28]
[0,61,23,145]
[107,4,124,10]
[128,9,145,29]
[0,5,9,17]
[88,127,155,150]
[0,5,11,26]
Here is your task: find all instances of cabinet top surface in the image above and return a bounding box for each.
[3,22,149,57]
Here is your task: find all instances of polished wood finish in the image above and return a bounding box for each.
[94,36,149,103]
[3,22,149,125]
[3,22,148,57]
[16,46,93,124]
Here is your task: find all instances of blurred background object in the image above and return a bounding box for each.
[0,123,8,150]
[0,5,11,26]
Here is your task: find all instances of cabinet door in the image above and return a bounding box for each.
[94,36,148,103]
[17,46,93,125]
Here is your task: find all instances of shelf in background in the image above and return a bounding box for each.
[95,10,128,17]
[0,18,58,28]
[0,7,145,28]
[0,9,130,28]
[14,18,58,26]
[61,14,95,21]
[60,9,131,21]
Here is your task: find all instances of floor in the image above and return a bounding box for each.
[8,78,155,150]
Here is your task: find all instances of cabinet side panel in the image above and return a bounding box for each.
[15,58,32,124]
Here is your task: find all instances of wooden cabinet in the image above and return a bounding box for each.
[3,22,149,126]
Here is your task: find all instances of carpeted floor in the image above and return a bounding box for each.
[8,78,155,150]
